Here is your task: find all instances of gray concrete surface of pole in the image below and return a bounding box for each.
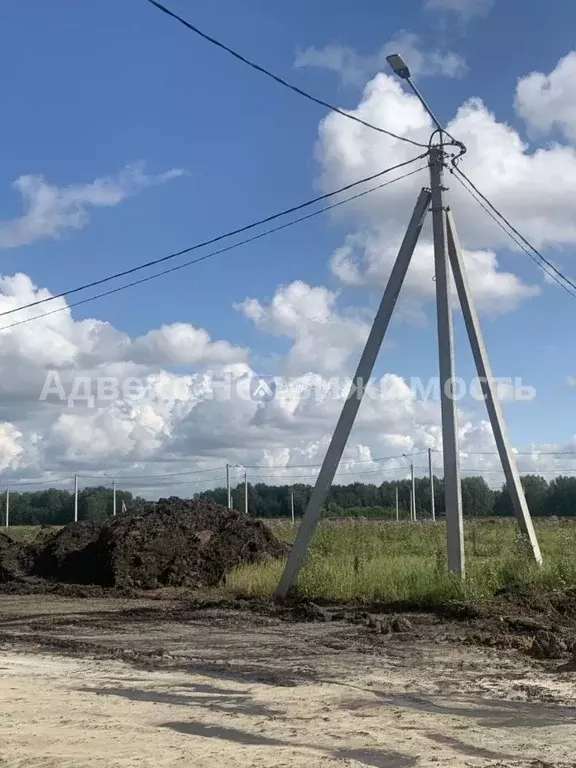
[430,146,465,576]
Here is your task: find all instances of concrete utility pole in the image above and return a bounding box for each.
[5,489,9,528]
[428,448,436,522]
[275,191,430,598]
[411,462,416,521]
[226,464,231,509]
[403,454,416,521]
[273,53,542,598]
[429,146,464,572]
[74,474,79,523]
[395,485,399,522]
[244,471,248,516]
[290,491,295,524]
[446,211,542,563]
[113,480,117,517]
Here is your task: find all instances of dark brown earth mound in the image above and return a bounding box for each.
[32,498,289,589]
[33,520,104,584]
[0,532,28,582]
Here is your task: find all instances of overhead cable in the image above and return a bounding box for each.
[0,161,427,331]
[451,166,576,299]
[0,157,426,322]
[144,0,427,149]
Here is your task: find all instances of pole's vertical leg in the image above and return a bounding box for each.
[275,189,432,598]
[446,210,542,564]
[430,147,465,576]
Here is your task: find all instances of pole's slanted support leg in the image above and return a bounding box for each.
[275,189,432,599]
[446,209,543,565]
[430,147,465,577]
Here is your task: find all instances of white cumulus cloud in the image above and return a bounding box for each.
[515,51,576,143]
[0,162,186,249]
[235,280,371,375]
[314,66,576,306]
[424,0,494,19]
[295,31,467,87]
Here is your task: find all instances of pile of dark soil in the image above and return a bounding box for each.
[32,498,289,589]
[33,521,104,583]
[0,532,29,582]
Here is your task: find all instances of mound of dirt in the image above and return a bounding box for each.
[33,520,104,583]
[33,498,289,589]
[0,532,29,582]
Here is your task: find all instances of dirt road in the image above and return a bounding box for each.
[0,595,575,767]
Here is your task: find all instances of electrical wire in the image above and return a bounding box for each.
[0,156,426,325]
[432,449,576,457]
[451,165,576,299]
[5,476,71,489]
[78,465,226,481]
[242,450,426,471]
[77,450,427,482]
[456,467,576,475]
[144,0,427,149]
[0,162,427,331]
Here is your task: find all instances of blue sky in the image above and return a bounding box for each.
[0,0,575,482]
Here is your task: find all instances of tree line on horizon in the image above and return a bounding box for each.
[3,474,575,526]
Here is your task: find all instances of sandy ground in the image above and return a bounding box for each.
[0,595,575,768]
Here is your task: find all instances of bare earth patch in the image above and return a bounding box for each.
[0,595,575,767]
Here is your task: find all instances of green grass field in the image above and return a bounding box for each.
[227,518,576,603]
[3,526,56,544]
[6,518,576,604]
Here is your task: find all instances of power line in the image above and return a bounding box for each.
[432,449,576,457]
[0,162,427,331]
[5,476,71,489]
[244,466,421,482]
[144,0,427,150]
[457,467,576,475]
[242,450,426,471]
[78,465,226,481]
[451,165,576,299]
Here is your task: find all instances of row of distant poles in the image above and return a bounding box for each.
[3,477,127,528]
[4,450,433,528]
[225,450,435,524]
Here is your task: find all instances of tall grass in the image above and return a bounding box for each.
[227,519,576,603]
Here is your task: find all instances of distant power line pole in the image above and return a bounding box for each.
[226,464,231,509]
[291,491,295,524]
[428,448,436,522]
[74,474,78,523]
[404,454,416,521]
[395,485,399,522]
[113,480,117,517]
[244,471,248,516]
[5,489,9,528]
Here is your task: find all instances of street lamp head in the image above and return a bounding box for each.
[386,53,411,80]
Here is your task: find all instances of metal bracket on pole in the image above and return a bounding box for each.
[275,189,431,599]
[446,209,543,565]
[430,146,465,577]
